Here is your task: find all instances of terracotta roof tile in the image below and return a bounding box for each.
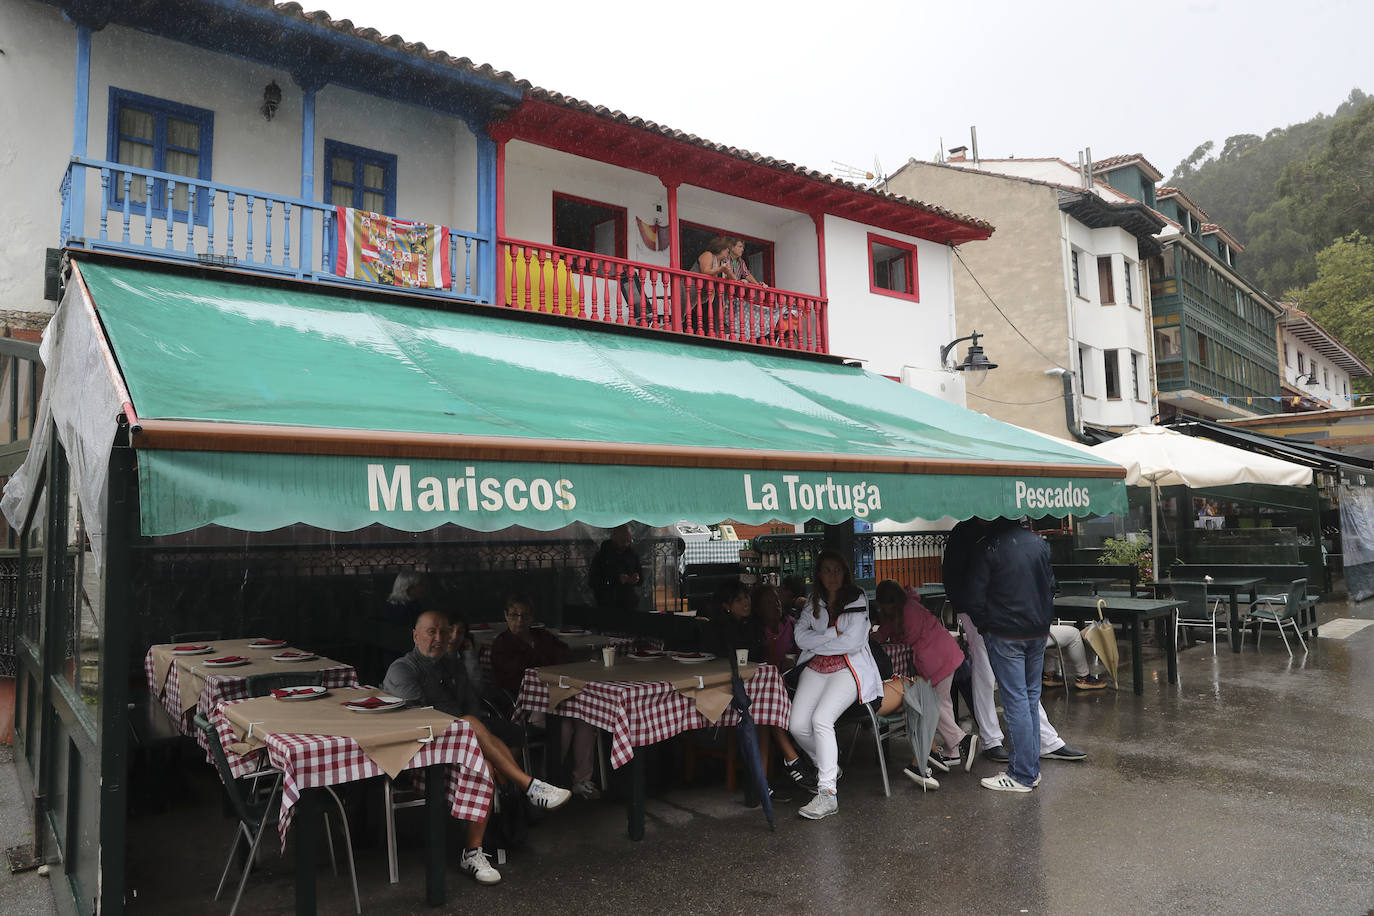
[1156,186,1210,220]
[1092,153,1164,182]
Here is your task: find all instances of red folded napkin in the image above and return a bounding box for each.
[174,645,207,651]
[207,655,245,664]
[272,687,318,698]
[633,650,663,658]
[275,650,312,658]
[251,639,286,647]
[344,696,397,709]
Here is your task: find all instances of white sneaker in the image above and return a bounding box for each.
[460,848,502,885]
[526,779,572,810]
[572,780,601,800]
[903,767,940,791]
[798,789,838,820]
[980,773,1033,793]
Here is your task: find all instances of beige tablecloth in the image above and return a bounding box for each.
[537,658,753,723]
[222,686,459,779]
[149,638,355,715]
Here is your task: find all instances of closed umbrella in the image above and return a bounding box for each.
[1081,598,1120,688]
[724,617,773,829]
[901,677,942,789]
[1090,427,1312,583]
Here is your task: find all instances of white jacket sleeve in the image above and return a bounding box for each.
[795,596,870,655]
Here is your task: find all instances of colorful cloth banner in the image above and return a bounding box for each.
[636,216,670,251]
[334,206,451,290]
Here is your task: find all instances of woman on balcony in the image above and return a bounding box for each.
[687,237,735,333]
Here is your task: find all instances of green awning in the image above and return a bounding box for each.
[77,260,1126,534]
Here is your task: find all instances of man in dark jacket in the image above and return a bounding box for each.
[589,524,643,611]
[963,518,1055,792]
[383,609,572,883]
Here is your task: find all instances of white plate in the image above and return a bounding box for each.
[171,645,212,655]
[272,651,317,662]
[670,652,715,664]
[273,686,328,701]
[202,657,249,668]
[342,695,405,713]
[627,651,666,662]
[248,639,287,649]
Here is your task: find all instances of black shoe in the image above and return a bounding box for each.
[927,753,957,773]
[782,757,818,792]
[768,783,794,803]
[958,734,979,772]
[1040,744,1088,761]
[982,744,1010,763]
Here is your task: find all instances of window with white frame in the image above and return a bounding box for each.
[1104,349,1121,399]
[1124,260,1135,306]
[1132,351,1145,400]
[1097,256,1116,305]
[1071,250,1082,297]
[1078,345,1091,396]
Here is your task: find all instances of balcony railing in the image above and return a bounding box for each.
[497,239,828,354]
[59,157,488,303]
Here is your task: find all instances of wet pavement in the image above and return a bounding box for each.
[11,593,1374,914]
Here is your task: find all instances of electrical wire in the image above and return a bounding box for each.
[966,390,1064,406]
[951,244,1066,370]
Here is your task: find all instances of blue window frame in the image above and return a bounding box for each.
[106,88,213,225]
[323,140,397,216]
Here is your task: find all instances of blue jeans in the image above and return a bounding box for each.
[983,634,1045,787]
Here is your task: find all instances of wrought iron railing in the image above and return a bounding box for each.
[497,238,829,354]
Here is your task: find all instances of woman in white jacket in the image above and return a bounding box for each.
[789,549,882,819]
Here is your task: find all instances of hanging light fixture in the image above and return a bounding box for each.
[260,81,282,121]
[940,331,999,387]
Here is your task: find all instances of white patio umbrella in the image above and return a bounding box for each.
[1089,426,1312,582]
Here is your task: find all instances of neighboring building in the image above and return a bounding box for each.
[1276,303,1371,411]
[1135,185,1283,420]
[885,151,1164,439]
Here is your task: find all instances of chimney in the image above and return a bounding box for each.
[948,146,968,161]
[1083,146,1093,189]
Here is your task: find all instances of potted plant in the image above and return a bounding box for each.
[1098,531,1153,582]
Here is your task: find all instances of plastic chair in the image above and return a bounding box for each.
[1243,579,1309,657]
[245,671,324,697]
[192,713,360,915]
[1171,582,1225,655]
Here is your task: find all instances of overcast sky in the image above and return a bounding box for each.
[321,0,1369,183]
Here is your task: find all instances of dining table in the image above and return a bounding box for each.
[210,685,494,914]
[1051,595,1184,695]
[144,638,359,736]
[515,657,790,840]
[1164,577,1263,653]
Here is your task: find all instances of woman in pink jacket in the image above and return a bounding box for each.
[873,579,975,782]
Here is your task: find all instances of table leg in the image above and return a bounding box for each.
[1229,592,1243,653]
[1164,612,1178,685]
[626,753,645,841]
[1130,619,1144,696]
[425,764,446,907]
[295,788,319,916]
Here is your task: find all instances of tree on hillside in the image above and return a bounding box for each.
[1278,97,1374,251]
[1170,142,1214,183]
[1291,232,1374,393]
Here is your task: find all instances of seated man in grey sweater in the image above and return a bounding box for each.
[384,608,571,885]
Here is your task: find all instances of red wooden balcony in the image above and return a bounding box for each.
[497,239,828,353]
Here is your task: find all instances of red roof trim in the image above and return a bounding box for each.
[497,99,992,245]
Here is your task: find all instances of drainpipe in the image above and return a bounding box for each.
[1046,367,1093,443]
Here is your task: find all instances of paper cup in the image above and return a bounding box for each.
[602,646,617,668]
[735,649,750,667]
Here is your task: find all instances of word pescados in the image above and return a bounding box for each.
[368,465,575,513]
[1014,480,1090,510]
[744,473,882,518]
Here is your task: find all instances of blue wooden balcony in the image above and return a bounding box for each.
[59,157,491,304]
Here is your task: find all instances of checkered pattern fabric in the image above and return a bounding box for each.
[141,648,358,736]
[516,664,791,769]
[881,642,915,679]
[208,702,493,851]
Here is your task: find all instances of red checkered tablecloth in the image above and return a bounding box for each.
[881,642,915,679]
[208,699,493,850]
[142,646,359,736]
[515,664,790,769]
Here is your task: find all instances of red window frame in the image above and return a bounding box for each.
[552,191,627,259]
[867,233,919,301]
[680,219,775,285]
